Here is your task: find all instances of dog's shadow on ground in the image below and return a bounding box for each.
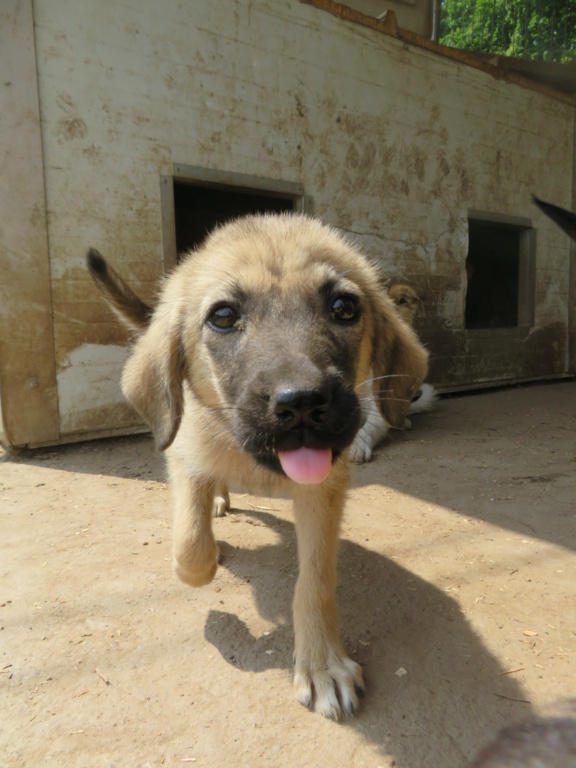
[205,508,529,767]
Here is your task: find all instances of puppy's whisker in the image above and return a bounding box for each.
[355,373,412,389]
[372,392,412,402]
[201,403,252,418]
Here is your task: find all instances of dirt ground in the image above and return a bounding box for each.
[1,381,575,768]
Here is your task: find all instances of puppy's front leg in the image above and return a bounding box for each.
[349,394,390,464]
[168,456,220,587]
[292,468,365,719]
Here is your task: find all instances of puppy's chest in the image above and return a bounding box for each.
[174,399,290,495]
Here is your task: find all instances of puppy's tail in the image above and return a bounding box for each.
[87,248,153,331]
[409,383,436,414]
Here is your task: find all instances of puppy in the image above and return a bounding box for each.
[388,278,424,326]
[88,213,428,719]
[349,278,436,464]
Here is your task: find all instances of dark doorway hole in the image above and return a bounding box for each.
[465,220,522,329]
[174,182,295,258]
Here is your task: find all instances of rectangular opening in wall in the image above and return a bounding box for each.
[163,165,305,264]
[174,183,294,257]
[465,212,535,330]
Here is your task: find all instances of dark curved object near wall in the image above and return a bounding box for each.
[533,195,576,241]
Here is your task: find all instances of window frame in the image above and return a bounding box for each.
[465,209,536,335]
[160,164,307,272]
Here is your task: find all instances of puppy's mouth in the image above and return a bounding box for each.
[276,446,333,484]
[252,438,342,485]
[236,383,361,484]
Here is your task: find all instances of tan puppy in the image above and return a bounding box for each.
[350,278,435,463]
[388,279,424,326]
[88,213,428,719]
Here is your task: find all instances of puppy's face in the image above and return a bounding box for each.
[121,215,428,482]
[387,282,423,328]
[198,242,367,474]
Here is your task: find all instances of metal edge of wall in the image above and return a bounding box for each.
[160,175,178,273]
[569,107,576,374]
[0,0,60,448]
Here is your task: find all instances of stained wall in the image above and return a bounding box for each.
[2,0,574,445]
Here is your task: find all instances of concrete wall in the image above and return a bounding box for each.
[2,0,574,445]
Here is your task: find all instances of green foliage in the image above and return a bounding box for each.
[439,0,576,62]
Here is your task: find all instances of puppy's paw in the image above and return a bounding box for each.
[173,543,220,587]
[349,431,374,464]
[409,383,436,413]
[213,485,230,518]
[350,405,389,463]
[213,495,230,518]
[294,652,365,720]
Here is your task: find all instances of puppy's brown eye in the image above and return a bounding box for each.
[207,304,240,332]
[331,294,360,323]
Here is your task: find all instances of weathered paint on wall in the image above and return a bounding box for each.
[3,0,573,445]
[55,343,131,434]
[0,0,60,447]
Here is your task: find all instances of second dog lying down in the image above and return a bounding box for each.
[350,279,436,464]
[88,214,428,719]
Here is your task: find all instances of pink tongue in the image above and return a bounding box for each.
[277,447,332,485]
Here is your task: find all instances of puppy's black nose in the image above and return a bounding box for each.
[273,386,331,430]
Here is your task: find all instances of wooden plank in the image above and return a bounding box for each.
[0,0,59,447]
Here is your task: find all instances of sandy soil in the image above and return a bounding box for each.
[1,381,575,768]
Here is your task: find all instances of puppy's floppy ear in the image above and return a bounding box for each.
[371,295,429,428]
[121,304,185,451]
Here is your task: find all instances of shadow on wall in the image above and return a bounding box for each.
[205,508,530,768]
